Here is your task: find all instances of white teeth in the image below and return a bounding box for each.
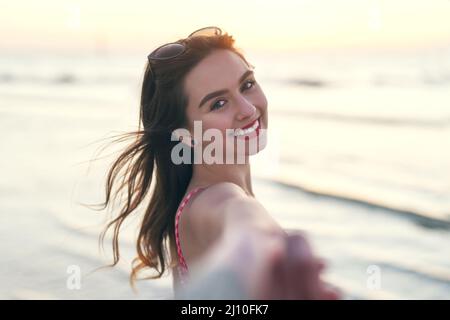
[234,119,259,137]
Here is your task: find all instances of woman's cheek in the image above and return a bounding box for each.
[256,88,268,112]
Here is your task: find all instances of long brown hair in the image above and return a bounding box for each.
[98,30,252,287]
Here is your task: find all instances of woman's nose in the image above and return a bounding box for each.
[235,96,256,120]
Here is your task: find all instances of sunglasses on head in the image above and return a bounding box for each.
[147,26,222,63]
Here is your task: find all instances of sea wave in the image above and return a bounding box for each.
[271,109,450,128]
[0,72,134,85]
[260,177,450,230]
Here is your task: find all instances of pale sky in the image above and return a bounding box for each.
[1,0,450,54]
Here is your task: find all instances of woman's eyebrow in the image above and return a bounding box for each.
[198,69,254,108]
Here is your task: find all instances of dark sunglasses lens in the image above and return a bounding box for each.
[189,27,221,38]
[150,43,185,60]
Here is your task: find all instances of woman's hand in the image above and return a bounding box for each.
[203,228,343,300]
[269,232,342,300]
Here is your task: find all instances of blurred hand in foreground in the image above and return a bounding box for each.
[181,228,342,300]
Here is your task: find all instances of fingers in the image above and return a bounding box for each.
[282,233,339,300]
[265,251,286,300]
[282,233,319,299]
[319,281,343,300]
[315,257,327,272]
[235,229,343,300]
[245,232,287,300]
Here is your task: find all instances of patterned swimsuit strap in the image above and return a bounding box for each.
[175,186,206,272]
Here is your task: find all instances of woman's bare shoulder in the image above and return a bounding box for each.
[194,182,247,206]
[182,182,248,243]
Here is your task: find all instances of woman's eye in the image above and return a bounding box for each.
[209,80,257,111]
[242,79,256,91]
[210,99,226,111]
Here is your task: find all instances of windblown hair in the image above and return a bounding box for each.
[98,31,251,286]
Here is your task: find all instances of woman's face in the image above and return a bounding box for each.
[183,49,268,160]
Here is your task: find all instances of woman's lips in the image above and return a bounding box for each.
[233,117,261,138]
[240,118,259,130]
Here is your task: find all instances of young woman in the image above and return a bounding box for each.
[100,26,340,299]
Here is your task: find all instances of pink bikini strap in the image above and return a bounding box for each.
[175,186,206,272]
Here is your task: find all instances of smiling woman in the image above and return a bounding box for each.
[96,26,340,299]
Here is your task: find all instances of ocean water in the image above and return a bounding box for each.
[0,48,449,299]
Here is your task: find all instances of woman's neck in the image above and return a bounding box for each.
[190,162,254,197]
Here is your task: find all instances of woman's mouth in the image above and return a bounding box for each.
[233,117,261,138]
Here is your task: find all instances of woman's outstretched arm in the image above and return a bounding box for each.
[177,182,341,299]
